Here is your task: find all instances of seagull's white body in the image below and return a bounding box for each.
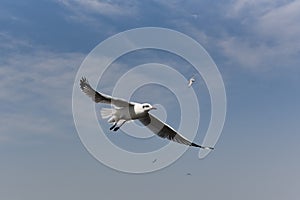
[99,103,153,130]
[101,103,148,121]
[80,77,213,150]
[188,77,195,87]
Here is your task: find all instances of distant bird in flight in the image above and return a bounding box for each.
[188,76,195,87]
[80,77,214,150]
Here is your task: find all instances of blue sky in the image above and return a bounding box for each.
[1,0,300,199]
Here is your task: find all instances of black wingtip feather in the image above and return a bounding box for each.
[80,77,94,93]
[80,77,88,90]
[191,143,214,150]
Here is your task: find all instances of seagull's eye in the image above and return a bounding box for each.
[143,105,150,108]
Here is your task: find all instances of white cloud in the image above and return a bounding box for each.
[226,0,285,18]
[55,0,139,33]
[57,0,139,18]
[151,0,298,71]
[0,32,32,53]
[50,0,300,73]
[257,1,300,43]
[0,34,85,143]
[219,37,271,71]
[218,0,300,70]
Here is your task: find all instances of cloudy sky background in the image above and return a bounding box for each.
[1,0,299,199]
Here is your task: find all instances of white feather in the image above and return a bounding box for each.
[100,108,115,119]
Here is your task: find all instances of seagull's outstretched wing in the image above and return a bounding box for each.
[80,77,132,107]
[139,113,214,150]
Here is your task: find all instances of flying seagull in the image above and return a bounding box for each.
[188,76,195,87]
[79,77,214,150]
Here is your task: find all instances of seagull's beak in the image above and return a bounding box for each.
[151,107,157,110]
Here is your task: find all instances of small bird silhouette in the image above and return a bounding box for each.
[188,76,195,87]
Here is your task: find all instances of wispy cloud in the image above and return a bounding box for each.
[0,33,85,143]
[154,0,300,72]
[218,0,300,70]
[57,0,139,21]
[257,1,300,44]
[226,0,283,18]
[0,32,32,54]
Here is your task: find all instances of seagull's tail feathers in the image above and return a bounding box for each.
[100,108,116,119]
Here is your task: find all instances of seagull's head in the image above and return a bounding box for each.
[142,103,156,112]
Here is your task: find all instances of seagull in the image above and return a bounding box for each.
[188,76,195,87]
[80,77,214,150]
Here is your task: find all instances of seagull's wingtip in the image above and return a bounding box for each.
[203,146,214,150]
[191,143,214,150]
[79,77,89,89]
[80,76,87,83]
